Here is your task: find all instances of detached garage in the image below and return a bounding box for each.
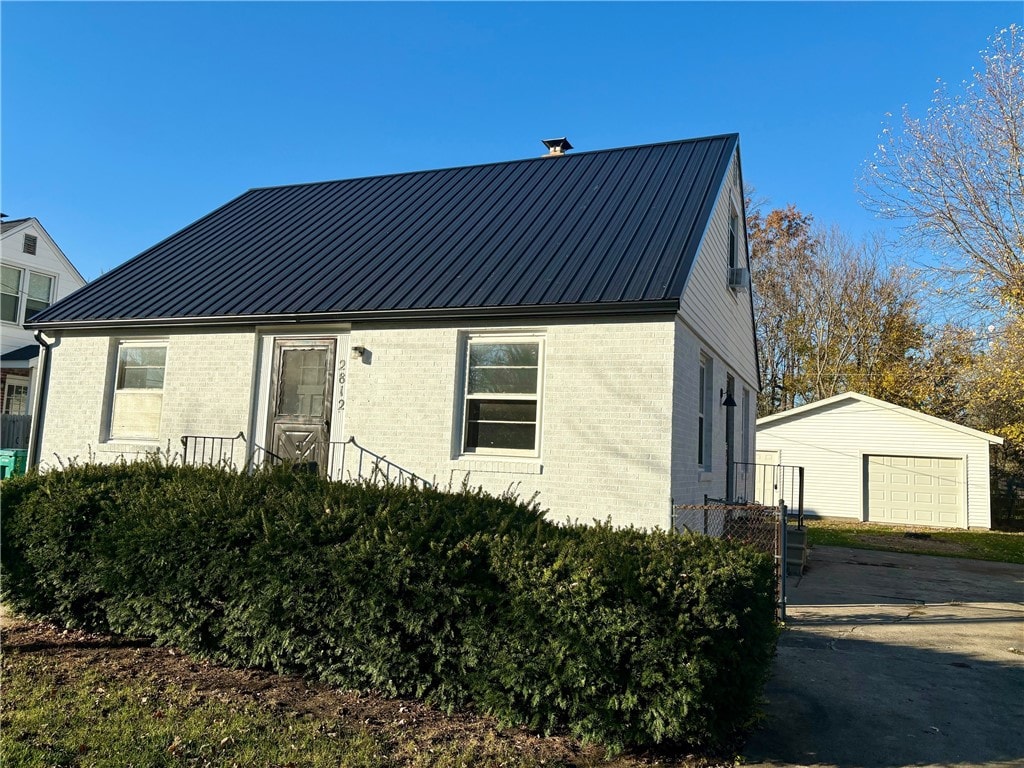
[756,392,1003,529]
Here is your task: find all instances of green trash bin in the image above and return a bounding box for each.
[0,449,28,479]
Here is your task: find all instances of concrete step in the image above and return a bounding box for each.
[785,528,808,576]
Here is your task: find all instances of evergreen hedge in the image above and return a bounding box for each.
[0,461,778,750]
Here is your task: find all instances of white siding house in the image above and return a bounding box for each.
[0,218,86,425]
[28,136,759,530]
[756,392,1003,529]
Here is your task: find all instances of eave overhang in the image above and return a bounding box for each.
[25,298,681,332]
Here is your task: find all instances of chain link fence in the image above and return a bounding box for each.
[673,498,787,620]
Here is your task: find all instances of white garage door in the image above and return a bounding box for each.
[866,455,963,527]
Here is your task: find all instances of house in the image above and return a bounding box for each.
[26,135,759,530]
[756,392,1003,529]
[1,217,87,446]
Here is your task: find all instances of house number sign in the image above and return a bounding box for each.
[336,359,346,411]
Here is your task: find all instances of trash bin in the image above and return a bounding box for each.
[0,449,28,479]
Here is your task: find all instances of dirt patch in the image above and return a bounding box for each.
[0,614,727,767]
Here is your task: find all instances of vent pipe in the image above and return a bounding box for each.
[541,137,573,157]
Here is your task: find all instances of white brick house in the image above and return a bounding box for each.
[28,136,759,530]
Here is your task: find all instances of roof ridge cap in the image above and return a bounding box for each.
[246,134,739,193]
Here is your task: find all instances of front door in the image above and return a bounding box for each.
[267,338,336,472]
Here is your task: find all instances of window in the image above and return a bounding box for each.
[109,340,167,440]
[698,354,712,470]
[1,266,21,324]
[24,273,53,321]
[0,265,55,325]
[23,234,37,255]
[462,336,542,454]
[3,377,30,415]
[728,209,739,271]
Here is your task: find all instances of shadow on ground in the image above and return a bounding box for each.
[743,546,1024,768]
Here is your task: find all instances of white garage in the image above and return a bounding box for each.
[756,392,1003,529]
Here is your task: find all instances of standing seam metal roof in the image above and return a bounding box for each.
[29,134,738,328]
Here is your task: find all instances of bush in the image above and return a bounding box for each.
[1,461,777,751]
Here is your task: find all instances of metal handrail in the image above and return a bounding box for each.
[732,461,805,527]
[181,431,430,488]
[180,431,246,469]
[328,436,432,489]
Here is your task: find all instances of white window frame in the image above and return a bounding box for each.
[728,207,739,272]
[0,264,57,326]
[23,271,55,322]
[3,376,31,415]
[460,333,544,458]
[1,265,23,325]
[698,353,712,470]
[108,339,168,441]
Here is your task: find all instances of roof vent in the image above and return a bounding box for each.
[541,137,573,157]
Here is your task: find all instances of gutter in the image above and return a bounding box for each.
[26,330,52,469]
[25,299,681,333]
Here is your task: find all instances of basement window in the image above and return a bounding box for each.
[461,335,543,456]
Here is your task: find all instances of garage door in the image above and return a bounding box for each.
[866,455,963,527]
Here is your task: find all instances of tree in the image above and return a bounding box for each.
[966,311,1024,526]
[862,25,1024,310]
[747,204,926,417]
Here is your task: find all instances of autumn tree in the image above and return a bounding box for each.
[861,24,1024,310]
[748,205,926,417]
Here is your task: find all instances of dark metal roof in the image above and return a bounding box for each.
[0,344,39,361]
[29,134,738,329]
[1,218,30,234]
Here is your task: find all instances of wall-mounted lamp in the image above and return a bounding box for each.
[720,388,737,408]
[351,345,367,361]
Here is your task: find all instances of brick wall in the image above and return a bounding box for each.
[38,330,256,468]
[343,318,676,530]
[38,315,742,531]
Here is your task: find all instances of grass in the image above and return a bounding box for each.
[2,617,726,768]
[3,663,384,768]
[0,657,567,768]
[803,518,1024,564]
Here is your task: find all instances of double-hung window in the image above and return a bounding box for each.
[698,354,712,470]
[24,273,54,321]
[1,265,55,324]
[1,266,22,324]
[462,335,543,455]
[728,209,739,272]
[110,340,167,440]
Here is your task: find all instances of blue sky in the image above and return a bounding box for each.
[1,1,1016,282]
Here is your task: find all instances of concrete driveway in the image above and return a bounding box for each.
[741,545,1024,768]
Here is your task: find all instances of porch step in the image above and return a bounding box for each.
[786,527,808,576]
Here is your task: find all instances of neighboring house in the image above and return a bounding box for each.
[0,218,86,446]
[756,392,1003,529]
[27,135,759,530]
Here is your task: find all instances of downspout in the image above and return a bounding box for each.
[27,330,52,469]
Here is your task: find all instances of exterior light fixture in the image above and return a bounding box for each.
[351,345,367,360]
[720,388,737,408]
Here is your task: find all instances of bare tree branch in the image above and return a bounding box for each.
[861,24,1024,311]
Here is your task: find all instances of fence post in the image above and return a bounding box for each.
[778,499,788,623]
[798,466,806,528]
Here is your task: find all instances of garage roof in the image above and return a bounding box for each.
[757,392,1003,444]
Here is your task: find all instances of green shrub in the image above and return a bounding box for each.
[1,460,777,751]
